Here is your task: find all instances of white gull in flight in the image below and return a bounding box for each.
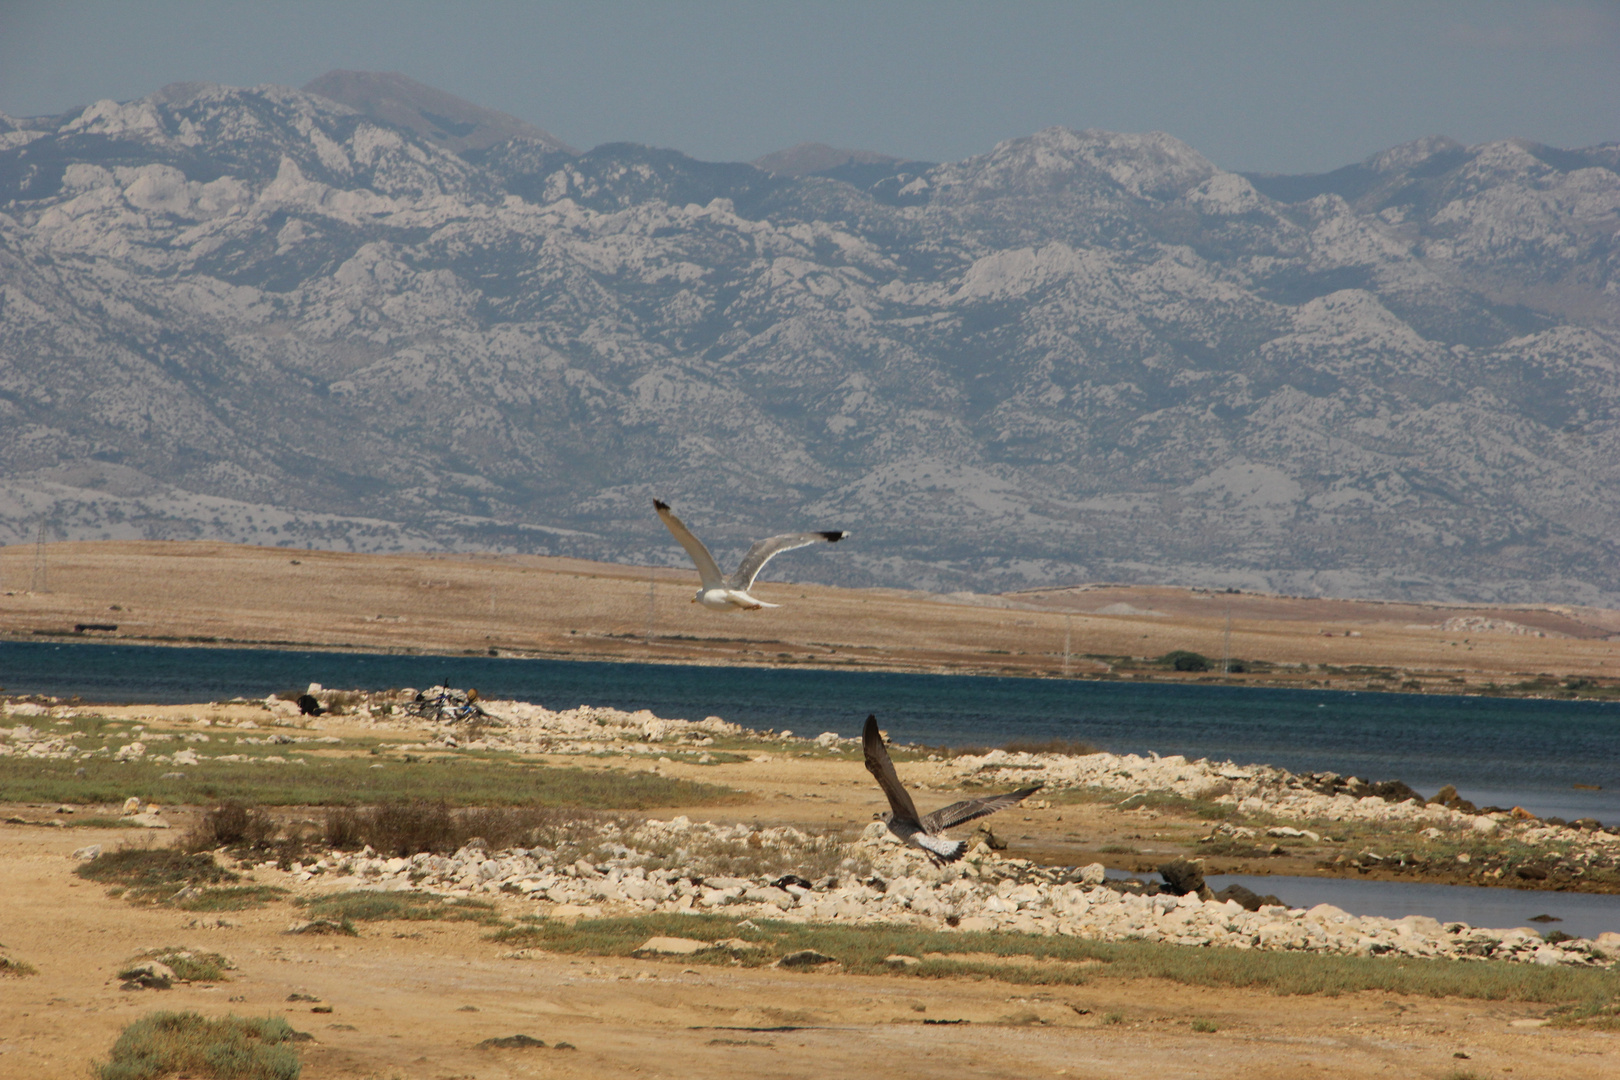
[653,499,848,611]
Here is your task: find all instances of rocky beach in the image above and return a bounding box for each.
[9,688,1619,964]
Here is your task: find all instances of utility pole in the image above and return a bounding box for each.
[1222,608,1232,675]
[31,517,49,593]
[646,567,657,646]
[1063,614,1072,676]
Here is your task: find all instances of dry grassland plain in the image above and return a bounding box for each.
[3,540,1619,693]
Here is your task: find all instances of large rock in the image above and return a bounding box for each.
[118,961,175,990]
[1212,883,1282,912]
[1157,858,1207,897]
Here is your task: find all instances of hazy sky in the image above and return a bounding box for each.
[1,1,1616,174]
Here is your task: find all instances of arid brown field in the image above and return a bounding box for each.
[2,540,1618,693]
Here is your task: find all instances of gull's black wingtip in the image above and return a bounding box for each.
[863,714,879,736]
[653,498,670,511]
[820,530,849,542]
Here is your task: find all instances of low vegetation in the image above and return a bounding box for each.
[0,956,37,977]
[98,1011,300,1080]
[491,912,1620,1011]
[0,747,743,809]
[320,799,605,857]
[74,846,287,910]
[127,946,234,982]
[298,890,500,925]
[185,800,279,850]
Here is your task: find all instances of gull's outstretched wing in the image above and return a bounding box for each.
[863,714,920,825]
[921,785,1043,833]
[654,500,724,590]
[727,530,848,590]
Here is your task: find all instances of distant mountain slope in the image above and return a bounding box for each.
[752,142,904,175]
[302,69,575,154]
[0,78,1616,603]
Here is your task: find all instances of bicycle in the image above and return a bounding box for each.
[404,684,487,723]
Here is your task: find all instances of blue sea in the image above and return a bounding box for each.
[4,639,1617,822]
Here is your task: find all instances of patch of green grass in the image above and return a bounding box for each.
[73,846,287,910]
[1191,1018,1218,1032]
[1,956,38,977]
[130,947,234,982]
[490,913,1620,1008]
[174,885,290,912]
[299,890,501,925]
[77,846,236,904]
[1548,996,1620,1031]
[97,1011,300,1080]
[0,748,744,809]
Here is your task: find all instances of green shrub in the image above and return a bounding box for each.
[98,1011,300,1080]
[1163,650,1211,672]
[130,948,234,982]
[186,801,279,851]
[324,800,610,858]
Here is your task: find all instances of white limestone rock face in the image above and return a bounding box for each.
[0,80,1616,603]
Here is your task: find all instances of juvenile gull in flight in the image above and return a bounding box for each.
[653,499,848,611]
[863,715,1042,863]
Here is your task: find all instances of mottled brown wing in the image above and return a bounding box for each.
[921,785,1043,833]
[862,714,921,825]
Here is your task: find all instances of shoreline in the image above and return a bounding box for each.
[8,629,1620,706]
[5,688,1619,900]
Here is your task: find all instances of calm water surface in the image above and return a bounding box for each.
[1203,874,1620,940]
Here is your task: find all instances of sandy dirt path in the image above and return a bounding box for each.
[3,822,1615,1079]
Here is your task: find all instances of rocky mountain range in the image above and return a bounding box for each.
[1,72,1617,603]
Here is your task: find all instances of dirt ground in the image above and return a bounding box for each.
[3,541,1619,692]
[4,820,1618,1080]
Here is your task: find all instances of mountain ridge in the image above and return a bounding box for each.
[1,76,1616,604]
